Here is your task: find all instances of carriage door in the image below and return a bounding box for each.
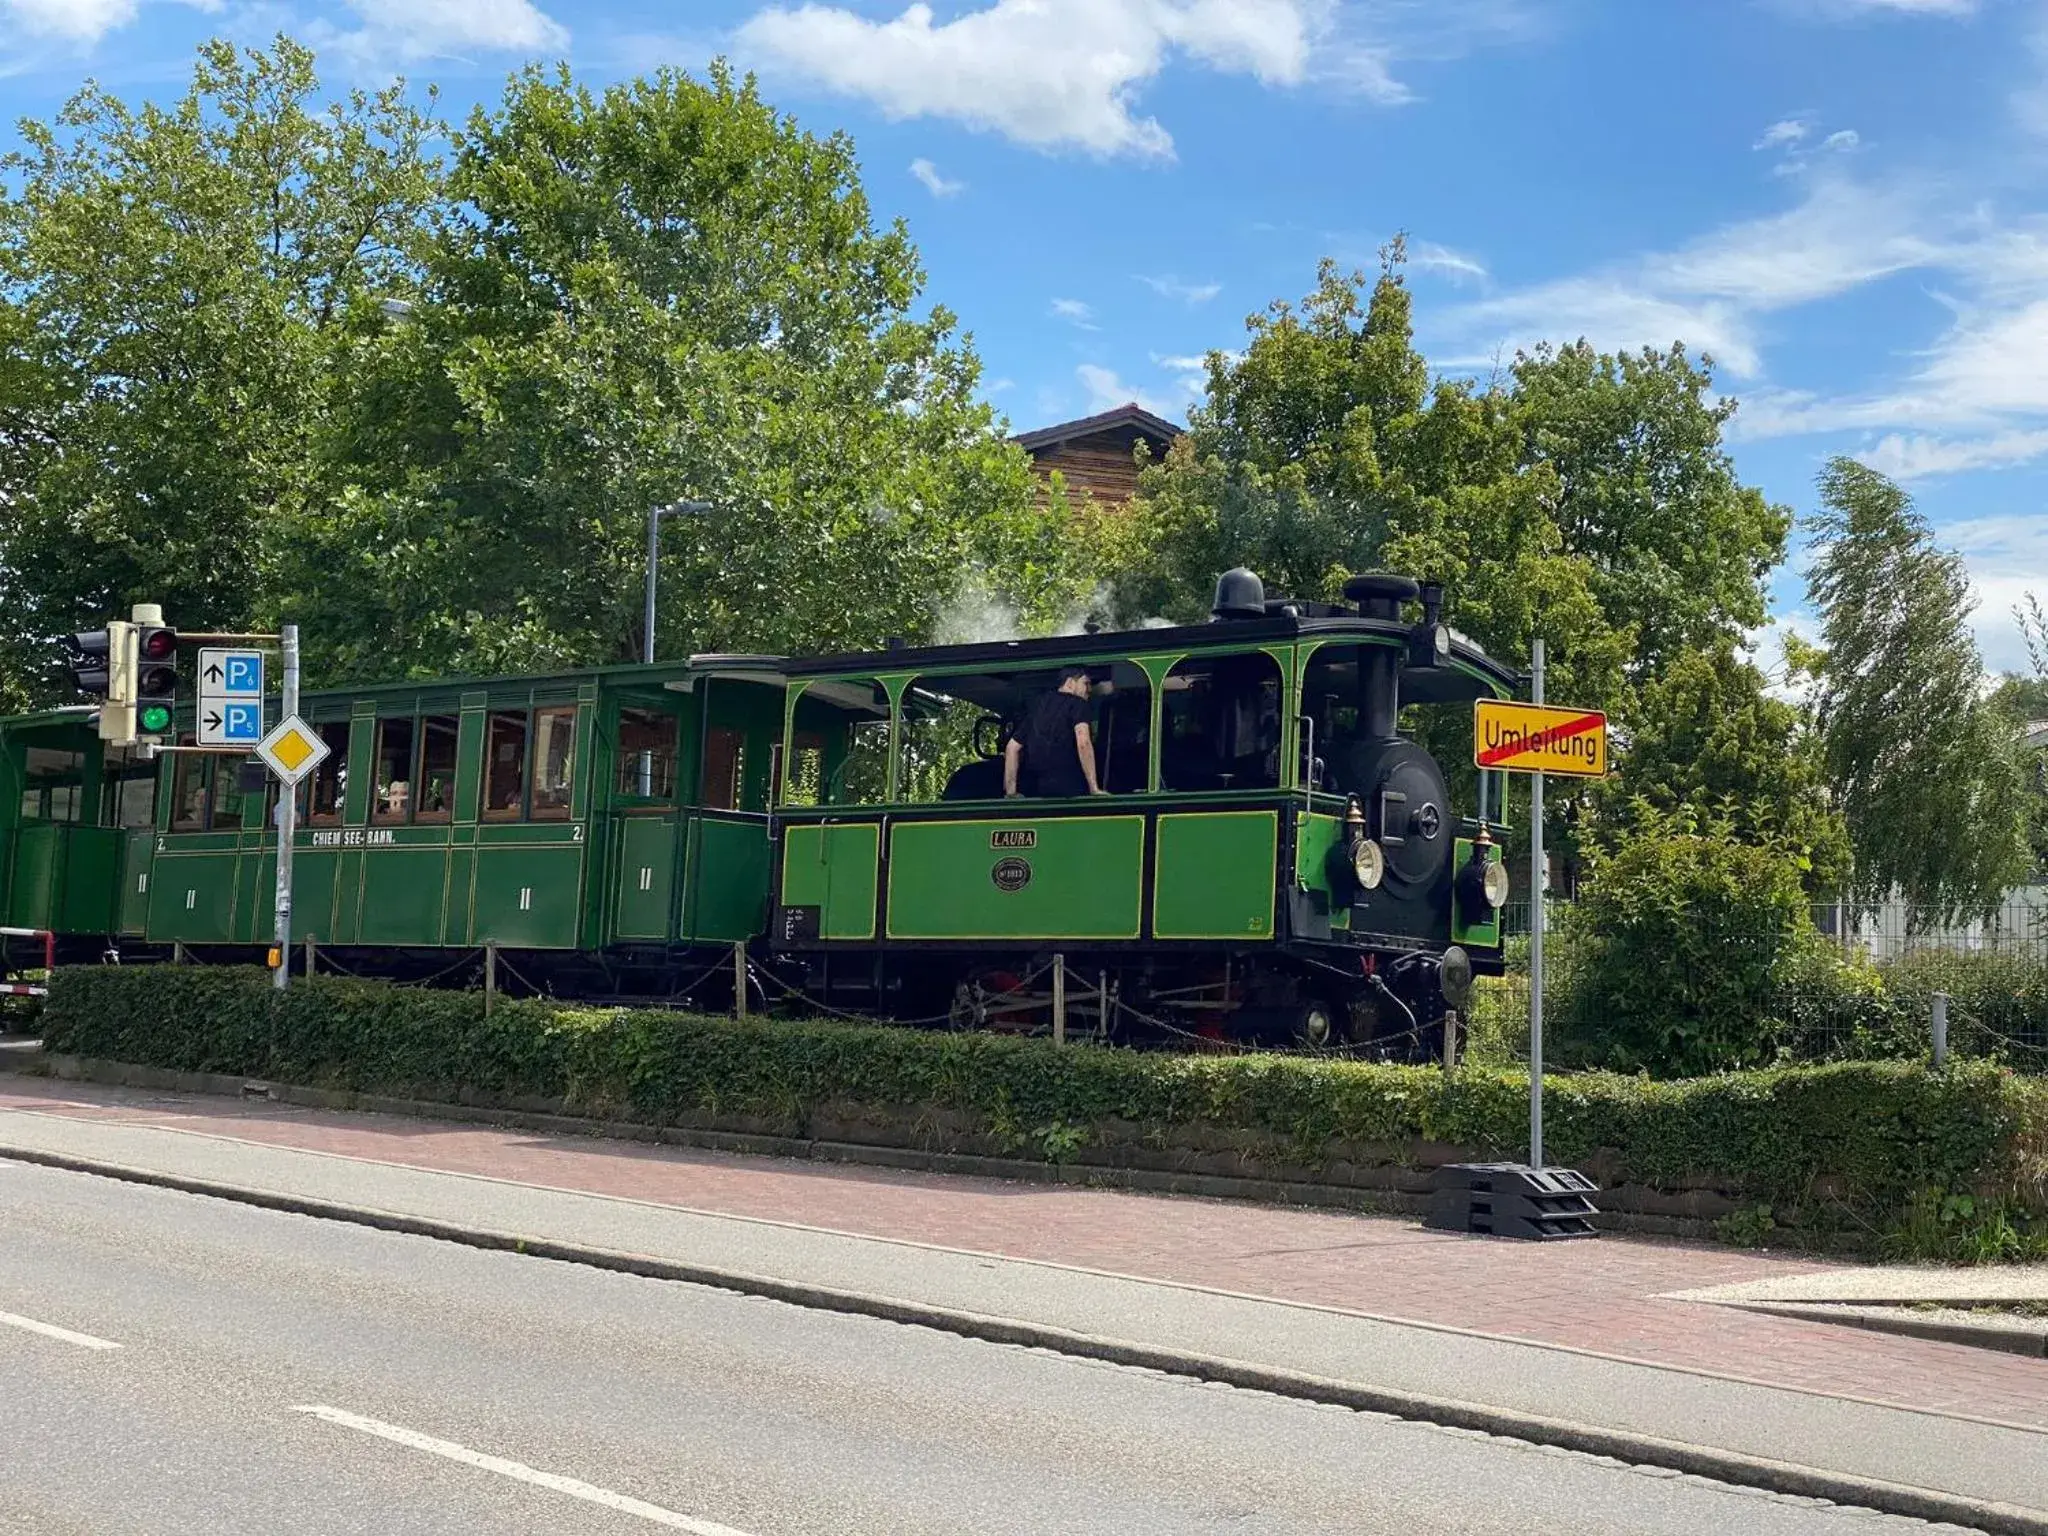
[612,706,681,941]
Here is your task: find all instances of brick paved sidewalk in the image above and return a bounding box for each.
[1,1074,2041,1432]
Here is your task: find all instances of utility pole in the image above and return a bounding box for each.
[1529,637,1546,1169]
[644,500,712,665]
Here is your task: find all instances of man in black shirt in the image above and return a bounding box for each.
[1005,666,1106,798]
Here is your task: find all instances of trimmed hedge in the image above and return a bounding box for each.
[40,965,2048,1259]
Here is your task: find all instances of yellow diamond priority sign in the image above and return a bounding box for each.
[1473,699,1609,778]
[256,714,330,787]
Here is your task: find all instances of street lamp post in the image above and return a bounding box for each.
[644,499,711,665]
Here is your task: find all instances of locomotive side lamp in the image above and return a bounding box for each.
[1408,580,1450,668]
[1342,795,1385,891]
[1456,824,1510,918]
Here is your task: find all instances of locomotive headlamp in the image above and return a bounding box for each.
[1482,858,1510,908]
[1350,836,1385,891]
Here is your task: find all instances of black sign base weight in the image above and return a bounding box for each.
[1423,1162,1600,1240]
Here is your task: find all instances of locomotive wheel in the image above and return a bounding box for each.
[1292,1000,1337,1050]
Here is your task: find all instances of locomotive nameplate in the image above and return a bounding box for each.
[990,828,1037,850]
[1473,700,1608,778]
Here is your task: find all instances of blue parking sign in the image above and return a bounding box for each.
[225,654,262,694]
[223,702,262,742]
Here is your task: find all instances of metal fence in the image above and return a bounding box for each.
[1462,895,2048,1074]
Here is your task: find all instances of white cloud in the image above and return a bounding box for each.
[1,0,135,43]
[736,0,1403,160]
[1821,128,1860,151]
[1138,273,1222,304]
[316,0,567,63]
[1754,117,1811,151]
[1942,514,2048,674]
[1442,178,1944,380]
[1783,0,1977,15]
[1077,362,1183,421]
[908,157,964,198]
[1153,350,1216,402]
[1407,240,1487,283]
[1447,279,1763,376]
[1858,428,2048,479]
[1050,297,1097,329]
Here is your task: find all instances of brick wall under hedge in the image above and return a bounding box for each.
[37,965,2048,1257]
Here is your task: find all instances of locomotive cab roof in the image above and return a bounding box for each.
[786,572,1519,705]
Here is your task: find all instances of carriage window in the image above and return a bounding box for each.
[900,663,1154,802]
[210,762,243,831]
[171,744,207,830]
[415,715,458,822]
[373,717,416,824]
[531,706,577,819]
[781,680,890,807]
[483,711,530,820]
[306,723,351,825]
[616,709,678,800]
[701,726,744,810]
[780,732,826,808]
[1161,652,1284,792]
[22,747,85,824]
[109,767,157,828]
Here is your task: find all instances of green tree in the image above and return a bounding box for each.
[1989,596,2048,873]
[0,37,441,702]
[286,62,1044,681]
[1512,341,1790,677]
[1806,458,2032,918]
[1560,815,1821,1076]
[1594,643,1850,897]
[1118,255,1633,720]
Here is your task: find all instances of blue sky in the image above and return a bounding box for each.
[3,0,2045,672]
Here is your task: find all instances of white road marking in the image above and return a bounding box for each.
[0,1309,121,1350]
[289,1406,759,1534]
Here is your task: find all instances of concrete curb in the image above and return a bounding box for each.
[0,1048,1762,1245]
[0,1141,2039,1535]
[1723,1299,2048,1359]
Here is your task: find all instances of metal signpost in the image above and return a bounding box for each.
[1471,652,1609,1169]
[252,628,328,993]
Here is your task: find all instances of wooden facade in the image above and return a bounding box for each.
[1013,403,1182,512]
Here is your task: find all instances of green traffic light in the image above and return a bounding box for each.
[138,704,172,734]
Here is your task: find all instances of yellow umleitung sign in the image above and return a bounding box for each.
[1473,699,1609,778]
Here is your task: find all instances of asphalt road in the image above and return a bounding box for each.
[0,1161,1983,1536]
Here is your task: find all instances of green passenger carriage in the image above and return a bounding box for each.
[0,568,1517,1052]
[1,656,789,994]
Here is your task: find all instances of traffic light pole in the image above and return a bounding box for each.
[272,624,299,992]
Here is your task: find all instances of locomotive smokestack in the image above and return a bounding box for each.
[1343,573,1423,740]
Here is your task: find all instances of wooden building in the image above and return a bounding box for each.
[1012,403,1182,512]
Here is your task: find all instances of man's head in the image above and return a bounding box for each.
[1057,665,1091,698]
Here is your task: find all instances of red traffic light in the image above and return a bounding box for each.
[134,625,179,705]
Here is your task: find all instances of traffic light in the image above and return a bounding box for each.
[69,621,140,743]
[68,628,114,697]
[133,622,179,738]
